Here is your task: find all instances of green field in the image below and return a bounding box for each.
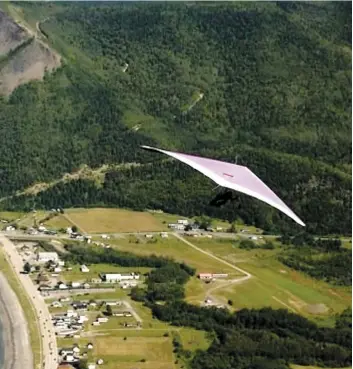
[65,208,169,233]
[0,249,41,369]
[0,211,25,222]
[44,214,73,229]
[55,291,211,369]
[60,263,151,283]
[109,235,243,276]
[17,211,50,228]
[58,334,175,369]
[189,238,351,326]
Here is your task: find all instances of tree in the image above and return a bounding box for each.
[195,216,212,231]
[239,239,256,250]
[130,287,146,302]
[228,222,237,233]
[106,305,113,316]
[72,225,78,233]
[24,262,31,273]
[77,359,88,369]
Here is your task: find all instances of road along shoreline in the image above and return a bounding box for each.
[0,272,33,369]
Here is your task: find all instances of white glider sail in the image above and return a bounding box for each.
[141,145,305,227]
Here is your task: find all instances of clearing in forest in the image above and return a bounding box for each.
[65,208,168,233]
[187,238,351,326]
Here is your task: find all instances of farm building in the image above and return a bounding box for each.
[100,272,140,283]
[168,223,185,230]
[198,273,229,280]
[198,273,213,280]
[177,219,189,225]
[37,252,59,263]
[80,265,90,273]
[212,273,229,278]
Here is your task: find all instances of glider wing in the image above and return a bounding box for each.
[141,145,305,227]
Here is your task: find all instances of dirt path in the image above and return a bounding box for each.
[172,232,252,304]
[272,296,297,313]
[172,232,252,279]
[122,300,142,323]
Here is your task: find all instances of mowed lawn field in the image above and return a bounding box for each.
[109,236,243,276]
[65,208,169,233]
[189,238,351,326]
[60,263,152,283]
[44,214,73,229]
[56,297,210,369]
[58,334,175,369]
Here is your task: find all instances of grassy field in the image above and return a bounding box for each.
[56,298,210,369]
[58,334,175,369]
[0,249,41,369]
[0,211,25,222]
[65,208,169,233]
[44,214,73,229]
[17,210,50,228]
[60,263,151,283]
[189,238,351,326]
[109,236,243,276]
[178,327,210,352]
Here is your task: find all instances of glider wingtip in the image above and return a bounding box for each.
[141,145,158,152]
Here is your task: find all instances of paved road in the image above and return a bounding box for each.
[0,273,33,369]
[0,235,58,369]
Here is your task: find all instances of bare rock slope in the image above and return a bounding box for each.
[0,10,28,56]
[0,10,61,95]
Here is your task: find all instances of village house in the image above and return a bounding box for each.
[198,273,229,280]
[97,317,108,323]
[177,219,189,225]
[80,265,90,273]
[51,301,62,308]
[106,301,121,306]
[168,223,185,230]
[198,273,213,280]
[37,252,59,263]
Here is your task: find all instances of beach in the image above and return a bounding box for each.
[0,273,33,369]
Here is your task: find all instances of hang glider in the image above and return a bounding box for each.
[141,145,305,227]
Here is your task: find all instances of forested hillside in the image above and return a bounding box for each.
[0,2,351,234]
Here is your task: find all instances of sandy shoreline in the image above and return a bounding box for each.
[0,273,33,369]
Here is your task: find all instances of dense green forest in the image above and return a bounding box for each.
[59,242,352,369]
[277,234,352,285]
[0,2,351,235]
